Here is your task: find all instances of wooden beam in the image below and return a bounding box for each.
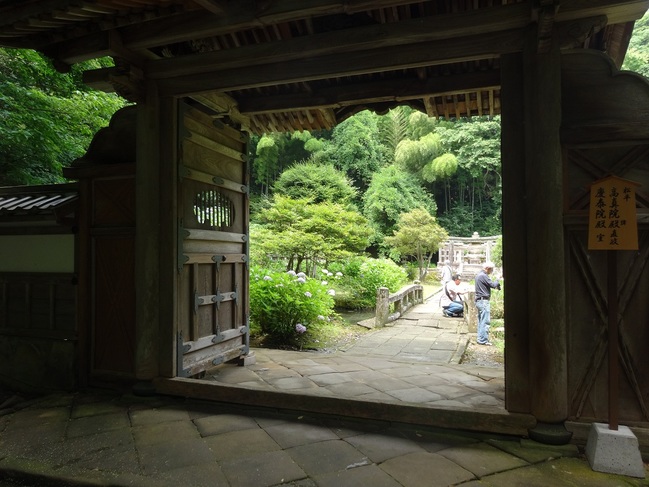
[536,1,560,53]
[236,69,501,114]
[40,1,533,65]
[156,29,524,96]
[123,0,532,49]
[144,2,532,80]
[191,0,228,15]
[556,0,649,25]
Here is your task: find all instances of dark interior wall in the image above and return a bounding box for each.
[0,273,77,391]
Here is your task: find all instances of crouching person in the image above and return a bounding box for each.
[440,274,464,317]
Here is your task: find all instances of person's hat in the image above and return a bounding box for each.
[483,261,495,269]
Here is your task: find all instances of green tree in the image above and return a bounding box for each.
[0,48,127,185]
[435,117,502,235]
[272,162,357,206]
[384,208,448,280]
[623,11,649,78]
[322,110,386,193]
[249,130,321,196]
[378,106,410,161]
[362,165,437,249]
[253,196,372,274]
[406,110,438,140]
[395,132,458,182]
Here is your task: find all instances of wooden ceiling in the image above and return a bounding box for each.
[0,0,647,134]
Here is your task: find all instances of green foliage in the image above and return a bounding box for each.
[249,267,335,346]
[324,110,386,192]
[325,257,407,309]
[272,162,357,205]
[623,11,649,78]
[438,117,501,179]
[0,48,128,185]
[432,116,502,227]
[394,120,460,187]
[384,208,448,280]
[490,281,504,320]
[491,235,503,268]
[436,202,501,237]
[249,131,317,195]
[252,196,373,273]
[407,110,438,140]
[362,165,437,246]
[356,258,408,304]
[378,106,410,160]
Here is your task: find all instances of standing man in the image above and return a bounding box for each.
[475,262,500,346]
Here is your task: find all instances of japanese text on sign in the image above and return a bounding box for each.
[588,176,639,250]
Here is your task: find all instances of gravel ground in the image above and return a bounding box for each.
[461,337,505,368]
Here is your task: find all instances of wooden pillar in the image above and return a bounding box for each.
[157,96,178,379]
[500,52,530,413]
[134,82,162,384]
[523,29,570,441]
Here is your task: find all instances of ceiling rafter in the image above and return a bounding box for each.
[234,69,501,114]
[1,0,647,134]
[152,29,523,96]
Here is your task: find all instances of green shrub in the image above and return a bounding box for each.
[325,257,407,309]
[250,266,335,346]
[490,281,504,319]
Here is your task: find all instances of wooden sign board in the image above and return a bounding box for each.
[588,176,639,251]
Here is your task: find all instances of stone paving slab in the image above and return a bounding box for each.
[0,393,647,486]
[2,295,647,486]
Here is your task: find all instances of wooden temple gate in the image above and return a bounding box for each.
[175,101,250,378]
[0,1,648,442]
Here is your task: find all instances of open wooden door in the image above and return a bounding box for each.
[175,100,249,378]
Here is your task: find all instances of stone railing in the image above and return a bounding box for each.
[375,283,424,327]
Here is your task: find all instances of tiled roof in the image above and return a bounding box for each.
[0,184,78,219]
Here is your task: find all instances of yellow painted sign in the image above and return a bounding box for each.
[588,176,639,250]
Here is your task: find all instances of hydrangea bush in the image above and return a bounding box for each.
[250,266,335,346]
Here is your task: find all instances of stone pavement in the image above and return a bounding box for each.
[1,390,647,486]
[201,298,498,415]
[1,295,647,486]
[152,296,527,441]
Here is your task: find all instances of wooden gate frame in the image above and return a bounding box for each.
[502,47,649,440]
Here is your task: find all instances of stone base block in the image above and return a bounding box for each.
[585,422,645,478]
[238,351,256,366]
[528,422,573,445]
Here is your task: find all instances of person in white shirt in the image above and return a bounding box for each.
[439,260,453,285]
[440,274,465,317]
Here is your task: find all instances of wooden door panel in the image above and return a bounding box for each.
[176,100,249,377]
[564,145,649,423]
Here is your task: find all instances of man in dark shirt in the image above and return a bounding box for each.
[474,262,500,346]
